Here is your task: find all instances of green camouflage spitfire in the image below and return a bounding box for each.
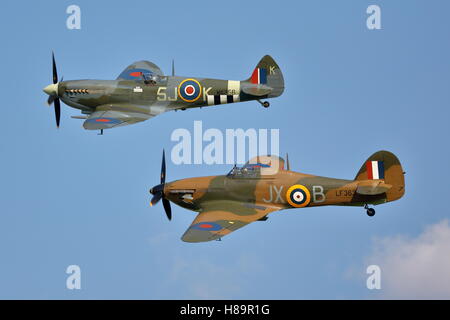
[43,54,284,132]
[150,150,405,243]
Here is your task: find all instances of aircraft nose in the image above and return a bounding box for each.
[43,83,58,96]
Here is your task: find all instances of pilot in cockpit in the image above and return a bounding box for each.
[227,164,259,178]
[226,155,284,178]
[142,72,163,86]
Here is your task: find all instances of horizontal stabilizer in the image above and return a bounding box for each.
[241,84,273,96]
[356,180,392,195]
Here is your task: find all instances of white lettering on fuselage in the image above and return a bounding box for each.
[263,185,284,203]
[312,185,325,203]
[263,185,326,204]
[157,86,214,102]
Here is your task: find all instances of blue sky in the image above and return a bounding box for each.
[0,0,449,299]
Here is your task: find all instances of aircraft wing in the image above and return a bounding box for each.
[82,104,155,130]
[356,180,392,195]
[116,60,164,80]
[181,201,280,243]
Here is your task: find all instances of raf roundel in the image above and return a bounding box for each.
[178,79,202,102]
[286,184,311,208]
[191,221,222,231]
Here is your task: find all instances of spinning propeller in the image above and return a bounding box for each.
[43,52,62,128]
[149,150,172,220]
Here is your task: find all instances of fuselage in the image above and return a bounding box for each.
[43,55,285,130]
[55,75,282,116]
[163,170,388,213]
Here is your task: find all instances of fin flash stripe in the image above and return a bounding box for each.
[250,68,267,84]
[366,161,385,180]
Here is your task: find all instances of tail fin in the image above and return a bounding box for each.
[245,55,284,98]
[355,150,405,202]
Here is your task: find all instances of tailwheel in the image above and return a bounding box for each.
[364,204,375,217]
[257,100,270,108]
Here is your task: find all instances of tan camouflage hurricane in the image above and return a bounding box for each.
[150,150,405,242]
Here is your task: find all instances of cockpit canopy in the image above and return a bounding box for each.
[226,155,286,178]
[116,61,165,85]
[141,72,163,85]
[227,164,260,178]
